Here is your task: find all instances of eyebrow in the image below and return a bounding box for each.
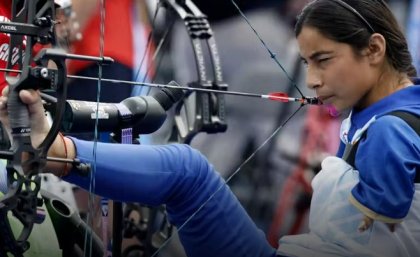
[301,51,334,62]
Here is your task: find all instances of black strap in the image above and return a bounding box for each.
[343,111,420,183]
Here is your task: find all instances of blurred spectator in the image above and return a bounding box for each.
[407,0,420,74]
[66,0,151,103]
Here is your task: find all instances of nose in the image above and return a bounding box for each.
[306,66,322,90]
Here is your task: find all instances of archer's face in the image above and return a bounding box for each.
[297,26,376,112]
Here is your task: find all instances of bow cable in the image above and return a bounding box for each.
[229,0,305,98]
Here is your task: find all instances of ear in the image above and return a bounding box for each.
[366,33,386,65]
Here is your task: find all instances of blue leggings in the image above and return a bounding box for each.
[65,140,278,257]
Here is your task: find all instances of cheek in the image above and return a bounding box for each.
[325,60,366,95]
[323,62,368,111]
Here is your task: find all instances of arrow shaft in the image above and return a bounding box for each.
[261,94,300,102]
[0,67,307,102]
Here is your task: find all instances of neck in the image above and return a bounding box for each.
[378,68,413,92]
[355,68,412,111]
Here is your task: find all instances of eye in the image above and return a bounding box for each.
[318,57,331,64]
[315,57,333,69]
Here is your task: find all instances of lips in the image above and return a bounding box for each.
[317,95,334,103]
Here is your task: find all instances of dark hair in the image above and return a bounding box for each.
[295,0,417,77]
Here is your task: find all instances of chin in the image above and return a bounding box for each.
[324,101,351,117]
[324,104,340,117]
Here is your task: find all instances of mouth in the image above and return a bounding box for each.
[317,95,334,103]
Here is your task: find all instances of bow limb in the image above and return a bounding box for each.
[167,0,228,143]
[133,0,228,144]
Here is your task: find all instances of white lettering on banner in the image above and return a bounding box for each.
[0,16,11,23]
[0,43,9,60]
[0,43,25,65]
[0,16,11,37]
[11,46,20,64]
[0,15,27,66]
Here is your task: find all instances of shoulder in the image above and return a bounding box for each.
[356,113,420,167]
[351,113,420,219]
[366,113,420,141]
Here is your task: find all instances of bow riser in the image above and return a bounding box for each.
[0,1,65,256]
[163,0,227,144]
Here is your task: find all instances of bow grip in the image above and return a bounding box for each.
[8,89,31,138]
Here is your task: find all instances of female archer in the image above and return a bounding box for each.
[0,0,419,256]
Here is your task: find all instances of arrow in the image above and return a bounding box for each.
[0,67,322,105]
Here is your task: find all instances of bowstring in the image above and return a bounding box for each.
[142,18,176,95]
[133,2,176,96]
[133,1,160,85]
[229,0,305,98]
[84,0,106,256]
